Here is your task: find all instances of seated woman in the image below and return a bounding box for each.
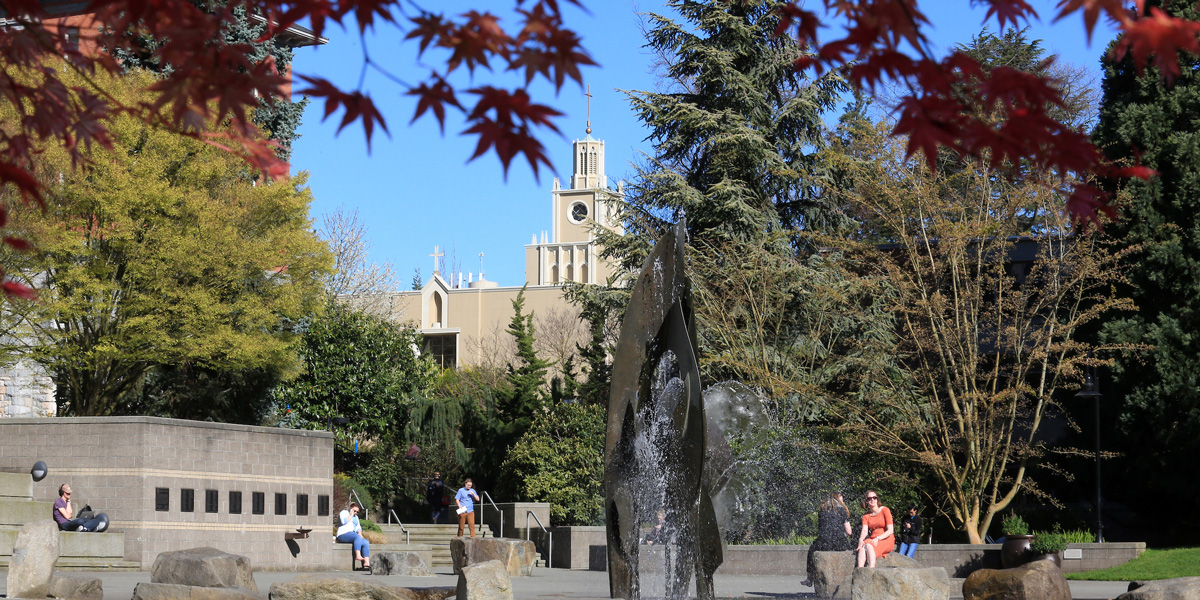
[855,490,894,568]
[336,502,370,570]
[53,484,108,532]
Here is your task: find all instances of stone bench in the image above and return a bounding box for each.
[328,542,434,571]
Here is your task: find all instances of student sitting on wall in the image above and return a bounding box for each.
[53,484,108,532]
[336,502,371,571]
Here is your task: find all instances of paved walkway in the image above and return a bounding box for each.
[0,567,1133,599]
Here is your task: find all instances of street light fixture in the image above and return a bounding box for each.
[1075,369,1104,543]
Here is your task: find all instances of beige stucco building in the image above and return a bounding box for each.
[387,131,624,369]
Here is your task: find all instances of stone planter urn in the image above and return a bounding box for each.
[1001,535,1035,568]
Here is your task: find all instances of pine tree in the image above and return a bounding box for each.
[497,287,552,429]
[1091,0,1200,540]
[611,0,848,253]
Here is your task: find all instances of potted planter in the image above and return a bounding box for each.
[999,514,1033,568]
[1030,529,1068,568]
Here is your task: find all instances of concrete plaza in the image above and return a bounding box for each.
[0,567,1135,599]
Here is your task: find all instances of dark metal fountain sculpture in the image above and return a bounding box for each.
[604,220,735,600]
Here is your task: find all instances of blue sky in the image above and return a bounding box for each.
[288,2,1119,288]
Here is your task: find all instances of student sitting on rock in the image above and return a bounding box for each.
[53,484,108,532]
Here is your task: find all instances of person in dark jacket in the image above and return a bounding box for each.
[426,472,445,524]
[898,505,922,558]
[802,492,853,587]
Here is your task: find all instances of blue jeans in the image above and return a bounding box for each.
[899,542,918,558]
[336,532,370,557]
[58,517,103,532]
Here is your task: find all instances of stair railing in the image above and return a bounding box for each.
[348,489,367,521]
[387,509,410,544]
[526,510,551,569]
[480,491,503,539]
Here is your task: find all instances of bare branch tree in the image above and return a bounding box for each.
[318,207,400,316]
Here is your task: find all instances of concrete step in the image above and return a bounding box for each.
[0,529,126,558]
[0,473,32,501]
[0,499,54,527]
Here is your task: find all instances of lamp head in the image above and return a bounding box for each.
[30,461,48,482]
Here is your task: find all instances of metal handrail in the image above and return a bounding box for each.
[387,509,410,544]
[480,491,503,539]
[348,489,367,521]
[526,510,551,569]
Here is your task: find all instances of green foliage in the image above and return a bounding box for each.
[1031,526,1069,554]
[272,300,436,449]
[500,402,606,526]
[618,0,849,246]
[1092,0,1200,544]
[1002,514,1031,536]
[114,4,308,159]
[735,533,817,546]
[333,473,374,515]
[1,68,330,417]
[124,365,282,424]
[1058,529,1095,544]
[1065,547,1200,581]
[358,519,381,533]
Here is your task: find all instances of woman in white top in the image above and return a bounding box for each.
[335,502,370,570]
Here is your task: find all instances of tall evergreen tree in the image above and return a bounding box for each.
[1091,0,1200,542]
[604,0,848,263]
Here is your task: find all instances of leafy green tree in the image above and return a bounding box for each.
[1091,0,1200,541]
[273,300,436,449]
[0,68,330,417]
[500,401,606,526]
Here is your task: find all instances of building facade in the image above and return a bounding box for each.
[387,131,624,369]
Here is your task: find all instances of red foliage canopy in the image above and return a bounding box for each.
[0,0,1192,298]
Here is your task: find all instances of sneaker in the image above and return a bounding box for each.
[78,526,89,532]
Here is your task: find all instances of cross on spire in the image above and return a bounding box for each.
[430,245,444,274]
[585,85,593,135]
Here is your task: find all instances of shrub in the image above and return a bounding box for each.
[500,401,605,526]
[334,473,375,517]
[358,518,382,533]
[1031,527,1070,554]
[1002,513,1030,536]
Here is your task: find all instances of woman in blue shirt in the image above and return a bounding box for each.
[455,478,482,538]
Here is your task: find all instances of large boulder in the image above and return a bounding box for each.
[851,566,950,600]
[962,559,1070,600]
[133,582,265,600]
[268,576,455,600]
[455,560,513,600]
[48,573,103,600]
[6,520,61,599]
[151,547,258,592]
[449,538,537,577]
[371,552,434,577]
[1119,577,1200,600]
[813,550,920,599]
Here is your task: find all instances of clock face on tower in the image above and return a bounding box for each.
[569,201,589,224]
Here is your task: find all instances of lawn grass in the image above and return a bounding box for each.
[1065,547,1200,581]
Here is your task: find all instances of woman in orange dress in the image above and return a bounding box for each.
[855,490,894,567]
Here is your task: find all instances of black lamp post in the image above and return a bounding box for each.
[1075,369,1104,543]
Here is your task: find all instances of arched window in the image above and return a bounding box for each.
[550,264,559,284]
[580,262,589,284]
[430,292,443,328]
[565,263,574,282]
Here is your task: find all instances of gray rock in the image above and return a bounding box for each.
[48,573,103,600]
[962,560,1071,600]
[455,560,513,600]
[268,576,454,600]
[813,550,920,598]
[1120,577,1200,600]
[449,538,536,577]
[151,547,258,592]
[5,520,60,599]
[851,566,950,600]
[133,582,265,600]
[371,552,434,577]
